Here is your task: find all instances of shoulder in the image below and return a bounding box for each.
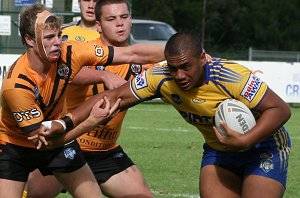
[61,21,79,30]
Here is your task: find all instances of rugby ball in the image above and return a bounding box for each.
[215,99,256,136]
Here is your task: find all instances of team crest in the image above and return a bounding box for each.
[58,63,70,79]
[259,153,274,173]
[64,147,76,160]
[130,64,142,75]
[171,94,183,104]
[94,44,104,57]
[75,36,85,42]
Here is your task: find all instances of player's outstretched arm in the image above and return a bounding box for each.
[112,44,165,65]
[34,81,139,149]
[71,67,126,89]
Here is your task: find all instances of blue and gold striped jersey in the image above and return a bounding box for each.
[130,59,271,151]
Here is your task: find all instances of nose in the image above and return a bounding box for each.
[88,0,95,8]
[116,18,124,26]
[174,69,185,81]
[55,36,61,45]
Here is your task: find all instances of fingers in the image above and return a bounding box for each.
[109,98,121,115]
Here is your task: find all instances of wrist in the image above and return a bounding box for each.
[61,115,74,132]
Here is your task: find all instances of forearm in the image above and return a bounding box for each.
[114,44,165,65]
[71,67,105,85]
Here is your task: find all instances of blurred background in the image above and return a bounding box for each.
[1,0,300,61]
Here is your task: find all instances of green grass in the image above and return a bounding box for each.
[58,102,300,198]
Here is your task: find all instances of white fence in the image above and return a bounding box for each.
[1,54,300,103]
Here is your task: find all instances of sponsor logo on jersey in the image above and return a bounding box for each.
[179,110,214,126]
[58,63,70,79]
[134,71,147,90]
[241,74,262,101]
[94,45,104,57]
[131,64,142,75]
[64,147,76,160]
[171,94,182,104]
[192,98,205,104]
[13,108,41,122]
[75,36,85,42]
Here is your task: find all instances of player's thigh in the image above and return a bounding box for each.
[26,169,63,198]
[0,178,25,198]
[242,175,285,198]
[54,163,103,198]
[200,165,242,198]
[100,165,154,198]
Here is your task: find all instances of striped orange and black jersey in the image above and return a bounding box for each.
[0,41,113,148]
[67,38,151,151]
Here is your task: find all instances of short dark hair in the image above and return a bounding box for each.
[165,32,204,58]
[95,0,131,21]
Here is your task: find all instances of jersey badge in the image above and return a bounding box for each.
[192,98,205,104]
[94,45,104,57]
[134,71,148,90]
[64,147,76,160]
[58,63,70,79]
[241,73,262,102]
[171,94,183,104]
[130,64,142,75]
[75,36,85,42]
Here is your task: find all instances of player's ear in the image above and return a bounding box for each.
[200,52,207,65]
[95,21,102,33]
[24,34,35,47]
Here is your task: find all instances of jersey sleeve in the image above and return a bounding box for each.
[61,41,114,82]
[129,65,168,101]
[217,62,268,109]
[2,89,43,132]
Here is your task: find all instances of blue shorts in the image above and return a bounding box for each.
[201,130,291,187]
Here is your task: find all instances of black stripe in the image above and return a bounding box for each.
[15,83,33,92]
[49,65,60,105]
[15,83,47,111]
[6,55,22,79]
[104,46,114,66]
[18,74,36,86]
[124,64,133,81]
[21,122,41,133]
[44,45,73,120]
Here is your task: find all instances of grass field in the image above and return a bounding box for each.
[58,102,300,198]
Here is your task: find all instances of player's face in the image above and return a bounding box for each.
[79,0,96,23]
[40,28,62,62]
[97,3,131,46]
[166,50,206,91]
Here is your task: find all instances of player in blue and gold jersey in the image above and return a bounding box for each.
[41,32,291,198]
[0,3,164,198]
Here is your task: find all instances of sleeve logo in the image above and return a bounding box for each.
[94,44,104,57]
[134,71,148,90]
[241,73,262,101]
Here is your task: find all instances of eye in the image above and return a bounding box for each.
[168,65,177,72]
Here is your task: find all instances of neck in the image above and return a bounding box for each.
[27,48,51,79]
[78,20,97,31]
